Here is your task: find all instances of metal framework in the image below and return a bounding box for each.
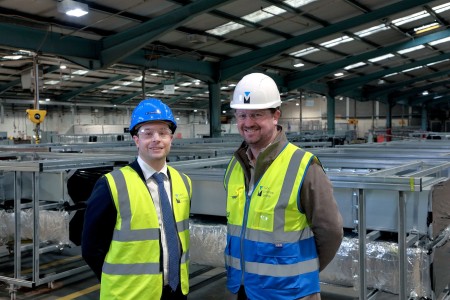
[0,152,134,299]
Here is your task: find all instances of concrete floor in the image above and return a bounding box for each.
[0,245,447,300]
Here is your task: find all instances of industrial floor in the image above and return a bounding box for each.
[0,245,448,300]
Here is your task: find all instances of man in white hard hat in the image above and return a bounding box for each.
[223,73,343,300]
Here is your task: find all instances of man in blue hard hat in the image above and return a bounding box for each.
[82,98,192,300]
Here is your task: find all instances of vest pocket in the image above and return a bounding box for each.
[251,210,274,231]
[256,241,299,258]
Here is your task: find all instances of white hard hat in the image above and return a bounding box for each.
[230,73,282,109]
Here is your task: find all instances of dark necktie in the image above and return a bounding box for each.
[152,172,180,291]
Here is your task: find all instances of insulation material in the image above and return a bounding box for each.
[430,179,450,295]
[0,209,70,246]
[189,219,227,267]
[320,237,432,298]
[189,221,446,298]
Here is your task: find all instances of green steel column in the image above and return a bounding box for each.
[208,82,222,138]
[421,106,428,130]
[326,95,335,135]
[386,103,392,129]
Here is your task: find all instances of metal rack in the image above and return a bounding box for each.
[0,152,134,299]
[182,147,450,299]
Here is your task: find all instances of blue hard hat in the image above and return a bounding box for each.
[129,98,177,135]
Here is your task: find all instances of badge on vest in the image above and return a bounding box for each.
[275,243,283,248]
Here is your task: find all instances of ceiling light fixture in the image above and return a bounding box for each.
[58,0,89,17]
[293,59,304,68]
[414,22,440,34]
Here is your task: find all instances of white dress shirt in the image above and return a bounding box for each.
[137,156,174,286]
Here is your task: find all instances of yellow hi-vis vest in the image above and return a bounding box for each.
[223,144,320,300]
[101,165,191,300]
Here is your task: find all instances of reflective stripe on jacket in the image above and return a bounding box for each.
[224,143,320,300]
[101,165,191,300]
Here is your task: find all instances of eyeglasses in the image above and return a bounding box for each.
[235,111,271,121]
[138,128,172,139]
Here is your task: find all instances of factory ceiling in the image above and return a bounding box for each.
[1,0,450,113]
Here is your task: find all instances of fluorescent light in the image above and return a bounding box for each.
[320,35,354,48]
[344,62,366,70]
[369,53,394,62]
[334,72,344,77]
[284,0,317,8]
[72,70,89,75]
[45,80,60,85]
[293,59,304,67]
[402,66,423,73]
[414,22,440,34]
[392,11,429,26]
[355,24,389,38]
[3,55,22,60]
[427,59,450,66]
[58,0,89,17]
[433,3,450,13]
[290,47,319,57]
[397,45,425,54]
[429,36,450,46]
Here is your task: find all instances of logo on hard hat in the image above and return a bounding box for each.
[145,109,161,115]
[244,91,251,104]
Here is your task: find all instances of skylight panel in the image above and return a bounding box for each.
[397,45,425,54]
[368,53,395,63]
[243,6,286,23]
[429,36,450,46]
[433,2,450,13]
[355,24,389,37]
[392,11,429,26]
[207,22,245,36]
[284,0,317,7]
[290,47,319,57]
[320,35,353,48]
[344,62,366,70]
[206,0,317,37]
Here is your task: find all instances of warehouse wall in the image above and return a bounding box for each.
[278,96,423,138]
[0,104,209,141]
[0,98,423,142]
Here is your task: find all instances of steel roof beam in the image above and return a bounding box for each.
[100,0,233,68]
[330,52,450,96]
[55,74,128,102]
[219,0,432,80]
[285,29,450,91]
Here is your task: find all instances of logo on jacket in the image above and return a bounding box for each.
[244,91,251,104]
[258,186,263,196]
[257,186,274,198]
